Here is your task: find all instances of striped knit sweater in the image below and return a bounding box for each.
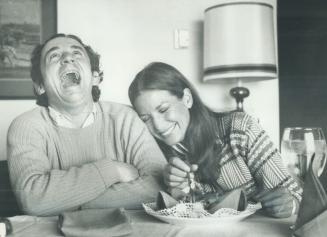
[7,101,167,216]
[176,112,302,201]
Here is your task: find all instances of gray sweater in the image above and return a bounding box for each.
[7,101,167,216]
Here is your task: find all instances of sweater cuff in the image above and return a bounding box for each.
[93,160,120,188]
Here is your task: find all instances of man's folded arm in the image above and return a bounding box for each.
[82,111,167,209]
[7,119,129,216]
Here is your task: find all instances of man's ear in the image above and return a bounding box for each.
[182,88,193,109]
[92,71,101,86]
[33,83,45,95]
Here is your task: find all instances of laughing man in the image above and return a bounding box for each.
[7,34,167,216]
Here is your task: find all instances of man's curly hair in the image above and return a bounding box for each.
[30,33,104,106]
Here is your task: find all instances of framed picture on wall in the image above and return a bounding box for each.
[0,0,57,99]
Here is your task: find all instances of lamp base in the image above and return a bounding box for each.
[230,87,250,111]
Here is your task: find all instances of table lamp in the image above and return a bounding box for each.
[203,2,277,111]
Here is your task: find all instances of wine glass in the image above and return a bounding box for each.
[281,127,327,187]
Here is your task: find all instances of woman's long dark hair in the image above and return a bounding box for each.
[129,62,221,183]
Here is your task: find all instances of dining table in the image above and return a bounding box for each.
[7,209,296,237]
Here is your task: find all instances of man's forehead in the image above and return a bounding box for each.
[42,37,85,54]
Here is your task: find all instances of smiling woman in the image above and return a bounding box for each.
[129,62,302,219]
[133,89,191,146]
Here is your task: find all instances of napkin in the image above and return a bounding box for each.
[294,155,327,237]
[58,208,132,237]
[205,189,248,214]
[156,191,179,210]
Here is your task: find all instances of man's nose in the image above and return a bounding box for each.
[61,52,75,64]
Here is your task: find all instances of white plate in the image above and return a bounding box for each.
[142,202,260,225]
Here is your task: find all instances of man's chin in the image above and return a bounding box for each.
[61,92,88,105]
[61,83,82,91]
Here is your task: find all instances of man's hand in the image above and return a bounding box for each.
[114,162,139,183]
[163,157,198,188]
[255,187,296,218]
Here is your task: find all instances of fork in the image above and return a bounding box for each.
[187,172,196,203]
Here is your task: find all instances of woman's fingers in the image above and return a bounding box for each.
[256,188,294,218]
[263,207,292,218]
[166,164,188,178]
[190,164,198,172]
[164,164,187,186]
[263,202,293,218]
[166,181,184,187]
[166,173,187,183]
[261,195,292,208]
[164,157,189,185]
[255,187,289,202]
[164,157,198,188]
[172,181,189,191]
[169,157,191,172]
[263,197,294,218]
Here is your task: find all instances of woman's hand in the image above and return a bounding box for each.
[164,157,198,188]
[255,187,296,218]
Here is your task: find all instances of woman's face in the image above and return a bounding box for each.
[133,89,193,146]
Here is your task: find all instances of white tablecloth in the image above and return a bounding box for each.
[8,210,295,237]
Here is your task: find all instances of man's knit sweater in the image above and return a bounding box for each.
[7,101,167,216]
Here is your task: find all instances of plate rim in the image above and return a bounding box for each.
[142,202,259,225]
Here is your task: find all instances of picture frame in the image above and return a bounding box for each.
[0,0,57,99]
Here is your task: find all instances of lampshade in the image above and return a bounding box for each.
[203,2,277,82]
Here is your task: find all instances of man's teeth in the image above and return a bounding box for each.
[61,72,81,84]
[60,71,81,89]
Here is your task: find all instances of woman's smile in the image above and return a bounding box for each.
[133,89,191,146]
[158,123,176,137]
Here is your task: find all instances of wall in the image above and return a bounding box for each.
[279,0,327,137]
[0,0,279,160]
[0,100,35,161]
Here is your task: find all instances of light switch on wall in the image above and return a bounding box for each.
[174,29,190,49]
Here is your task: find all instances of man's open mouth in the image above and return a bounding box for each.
[60,71,81,88]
